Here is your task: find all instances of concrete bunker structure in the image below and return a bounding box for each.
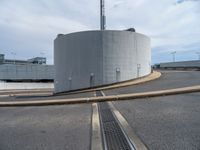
[54,30,151,93]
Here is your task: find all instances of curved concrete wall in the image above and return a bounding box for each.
[54,30,151,93]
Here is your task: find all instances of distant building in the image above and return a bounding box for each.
[0,54,46,65]
[28,57,46,64]
[154,60,200,70]
[0,54,54,82]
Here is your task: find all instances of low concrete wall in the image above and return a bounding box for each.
[0,82,53,90]
[0,64,54,81]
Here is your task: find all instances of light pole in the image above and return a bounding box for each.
[196,52,200,60]
[11,52,16,64]
[40,51,46,64]
[171,51,176,62]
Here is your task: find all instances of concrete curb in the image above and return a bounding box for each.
[0,85,200,107]
[91,103,103,150]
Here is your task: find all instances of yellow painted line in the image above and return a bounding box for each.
[0,95,10,98]
[0,85,200,107]
[0,90,53,95]
[9,92,52,96]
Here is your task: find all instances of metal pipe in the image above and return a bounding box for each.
[100,0,106,30]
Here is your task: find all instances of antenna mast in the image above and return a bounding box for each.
[100,0,106,30]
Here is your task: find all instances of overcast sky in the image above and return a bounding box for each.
[0,0,199,64]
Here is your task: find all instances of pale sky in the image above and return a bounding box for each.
[0,0,199,64]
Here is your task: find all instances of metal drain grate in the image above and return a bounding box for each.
[98,102,133,150]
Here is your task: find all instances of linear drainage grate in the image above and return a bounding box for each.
[98,102,133,150]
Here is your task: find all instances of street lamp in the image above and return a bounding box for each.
[11,52,16,64]
[40,51,46,64]
[196,52,200,60]
[171,51,176,62]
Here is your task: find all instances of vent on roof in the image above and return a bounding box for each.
[57,34,64,38]
[125,28,136,32]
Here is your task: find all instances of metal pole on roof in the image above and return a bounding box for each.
[100,0,106,30]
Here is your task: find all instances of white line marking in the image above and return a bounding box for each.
[94,92,97,97]
[100,91,106,97]
[91,103,103,150]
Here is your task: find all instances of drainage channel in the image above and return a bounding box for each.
[96,91,135,150]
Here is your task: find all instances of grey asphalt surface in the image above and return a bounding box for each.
[104,70,200,95]
[0,70,200,150]
[0,104,92,150]
[113,92,200,150]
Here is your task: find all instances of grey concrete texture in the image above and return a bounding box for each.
[104,70,200,95]
[54,30,151,93]
[0,64,54,80]
[113,93,200,150]
[0,104,92,150]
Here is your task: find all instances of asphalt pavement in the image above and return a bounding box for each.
[0,104,92,150]
[113,92,200,150]
[0,70,200,150]
[104,70,200,95]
